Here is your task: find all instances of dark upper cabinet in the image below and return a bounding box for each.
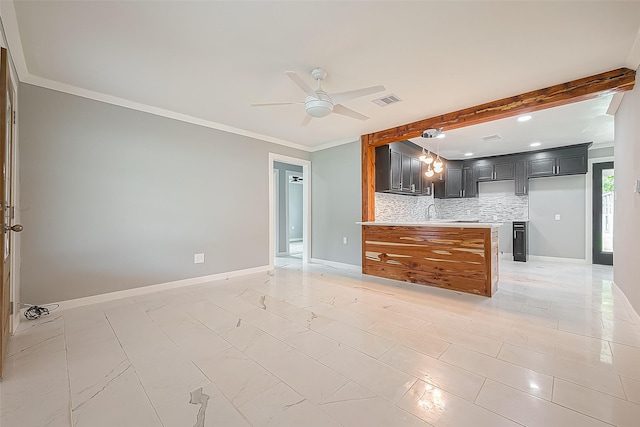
[527,144,588,177]
[411,157,423,193]
[474,159,515,181]
[515,160,527,195]
[389,150,402,191]
[378,141,590,197]
[463,166,476,197]
[434,161,475,198]
[474,163,494,181]
[375,142,423,195]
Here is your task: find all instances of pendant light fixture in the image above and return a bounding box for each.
[420,128,445,177]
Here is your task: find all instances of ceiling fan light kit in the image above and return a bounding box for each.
[252,67,385,125]
[305,93,333,118]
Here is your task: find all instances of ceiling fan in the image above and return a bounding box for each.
[252,68,385,126]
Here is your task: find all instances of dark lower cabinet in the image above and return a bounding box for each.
[513,221,528,262]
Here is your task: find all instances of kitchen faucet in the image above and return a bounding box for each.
[426,203,437,220]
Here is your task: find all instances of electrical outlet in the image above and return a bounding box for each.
[554,214,561,221]
[194,253,205,264]
[466,210,471,215]
[493,215,498,221]
[343,237,348,245]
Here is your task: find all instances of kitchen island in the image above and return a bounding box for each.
[359,221,501,297]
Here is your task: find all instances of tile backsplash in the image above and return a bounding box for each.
[375,192,435,222]
[375,181,529,223]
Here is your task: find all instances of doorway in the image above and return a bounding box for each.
[268,154,311,268]
[592,161,614,265]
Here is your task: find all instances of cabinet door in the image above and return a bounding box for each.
[390,150,402,190]
[401,154,412,192]
[515,161,527,195]
[445,167,463,198]
[463,167,476,197]
[411,157,422,193]
[494,162,515,180]
[556,154,587,175]
[513,229,526,260]
[528,157,555,177]
[475,164,494,181]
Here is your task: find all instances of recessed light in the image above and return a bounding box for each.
[517,115,532,122]
[530,142,541,147]
[464,152,473,156]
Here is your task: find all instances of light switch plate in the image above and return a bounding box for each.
[194,253,205,264]
[635,179,640,193]
[555,214,561,221]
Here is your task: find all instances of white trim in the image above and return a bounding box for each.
[273,168,280,255]
[24,74,314,152]
[268,154,311,269]
[528,255,588,264]
[50,265,271,312]
[311,258,361,272]
[586,156,614,264]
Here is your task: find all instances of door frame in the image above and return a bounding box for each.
[585,155,614,264]
[591,161,615,265]
[591,160,614,265]
[268,153,311,268]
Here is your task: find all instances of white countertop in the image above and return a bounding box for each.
[358,221,503,229]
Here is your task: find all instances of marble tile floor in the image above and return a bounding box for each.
[2,258,640,427]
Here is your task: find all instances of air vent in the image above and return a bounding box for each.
[481,134,502,142]
[372,94,402,107]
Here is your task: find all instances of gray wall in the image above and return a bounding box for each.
[311,141,361,266]
[288,180,303,240]
[19,84,308,304]
[528,175,586,259]
[273,162,302,253]
[614,68,640,315]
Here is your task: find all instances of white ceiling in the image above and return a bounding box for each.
[4,1,640,152]
[410,95,614,160]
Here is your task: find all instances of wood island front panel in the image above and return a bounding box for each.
[362,225,499,297]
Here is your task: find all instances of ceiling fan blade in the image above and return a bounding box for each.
[330,85,385,105]
[285,71,318,98]
[301,114,313,126]
[251,102,302,107]
[333,104,369,121]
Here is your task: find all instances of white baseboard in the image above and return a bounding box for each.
[528,255,588,264]
[500,253,587,264]
[310,258,361,272]
[51,265,271,312]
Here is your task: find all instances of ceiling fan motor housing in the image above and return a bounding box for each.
[305,92,333,118]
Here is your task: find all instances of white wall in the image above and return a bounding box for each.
[614,70,640,314]
[19,83,309,304]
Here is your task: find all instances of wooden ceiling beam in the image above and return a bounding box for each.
[365,67,636,147]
